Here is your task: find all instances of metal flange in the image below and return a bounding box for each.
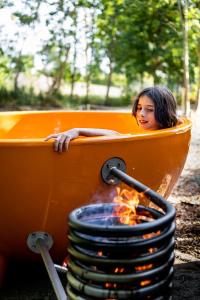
[101,157,126,185]
[27,231,54,254]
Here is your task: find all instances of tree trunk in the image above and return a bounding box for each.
[140,74,144,90]
[13,49,23,93]
[84,9,90,104]
[183,0,190,116]
[152,72,160,86]
[14,71,20,92]
[196,39,200,114]
[105,59,113,105]
[84,8,96,104]
[70,62,76,99]
[70,6,78,99]
[178,0,190,116]
[48,47,69,95]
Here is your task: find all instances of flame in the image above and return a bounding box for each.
[97,251,103,256]
[62,256,69,268]
[140,280,151,286]
[135,264,153,271]
[114,267,125,273]
[143,231,160,239]
[104,266,125,289]
[113,187,143,225]
[95,187,161,291]
[110,187,161,288]
[105,282,117,288]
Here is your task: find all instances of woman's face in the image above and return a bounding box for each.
[136,95,160,130]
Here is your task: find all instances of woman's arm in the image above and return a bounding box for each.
[45,128,119,152]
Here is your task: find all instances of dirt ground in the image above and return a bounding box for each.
[168,112,200,299]
[0,112,200,300]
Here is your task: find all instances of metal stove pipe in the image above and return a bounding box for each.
[109,166,173,211]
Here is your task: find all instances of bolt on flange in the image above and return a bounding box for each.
[101,157,126,185]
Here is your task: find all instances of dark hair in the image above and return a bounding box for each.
[132,86,178,129]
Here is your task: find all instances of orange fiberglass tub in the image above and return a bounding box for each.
[0,111,191,268]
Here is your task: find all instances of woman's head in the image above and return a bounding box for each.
[132,86,178,130]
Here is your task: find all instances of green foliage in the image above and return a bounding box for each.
[0,0,13,9]
[0,54,11,86]
[0,86,129,109]
[0,87,37,107]
[11,55,34,74]
[0,0,200,109]
[66,94,130,108]
[90,73,107,85]
[13,12,36,25]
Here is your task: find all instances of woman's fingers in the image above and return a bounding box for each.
[45,129,78,152]
[64,137,71,151]
[58,136,64,153]
[44,134,58,141]
[54,134,70,152]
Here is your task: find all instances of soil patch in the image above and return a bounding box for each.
[169,114,200,299]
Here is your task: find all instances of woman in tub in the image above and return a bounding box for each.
[45,86,180,152]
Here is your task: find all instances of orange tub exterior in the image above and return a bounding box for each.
[0,111,192,264]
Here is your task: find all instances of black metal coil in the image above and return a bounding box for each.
[67,203,175,300]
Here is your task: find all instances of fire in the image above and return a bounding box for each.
[95,187,160,291]
[97,251,103,256]
[62,256,69,268]
[108,187,160,288]
[135,264,152,271]
[143,232,160,239]
[140,280,151,286]
[114,267,125,273]
[105,282,117,288]
[113,187,143,225]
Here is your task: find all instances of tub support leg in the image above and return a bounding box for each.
[27,232,67,300]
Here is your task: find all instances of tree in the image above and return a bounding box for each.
[96,0,124,104]
[0,0,41,91]
[95,0,185,99]
[116,0,183,85]
[38,1,73,96]
[83,6,96,103]
[189,0,200,114]
[69,1,79,99]
[196,39,200,113]
[178,0,190,116]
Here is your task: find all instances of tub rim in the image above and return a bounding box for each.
[0,110,192,146]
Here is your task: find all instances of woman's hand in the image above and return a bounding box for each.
[44,128,80,152]
[177,118,184,125]
[45,128,119,153]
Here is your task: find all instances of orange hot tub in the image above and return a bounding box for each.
[0,110,191,264]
